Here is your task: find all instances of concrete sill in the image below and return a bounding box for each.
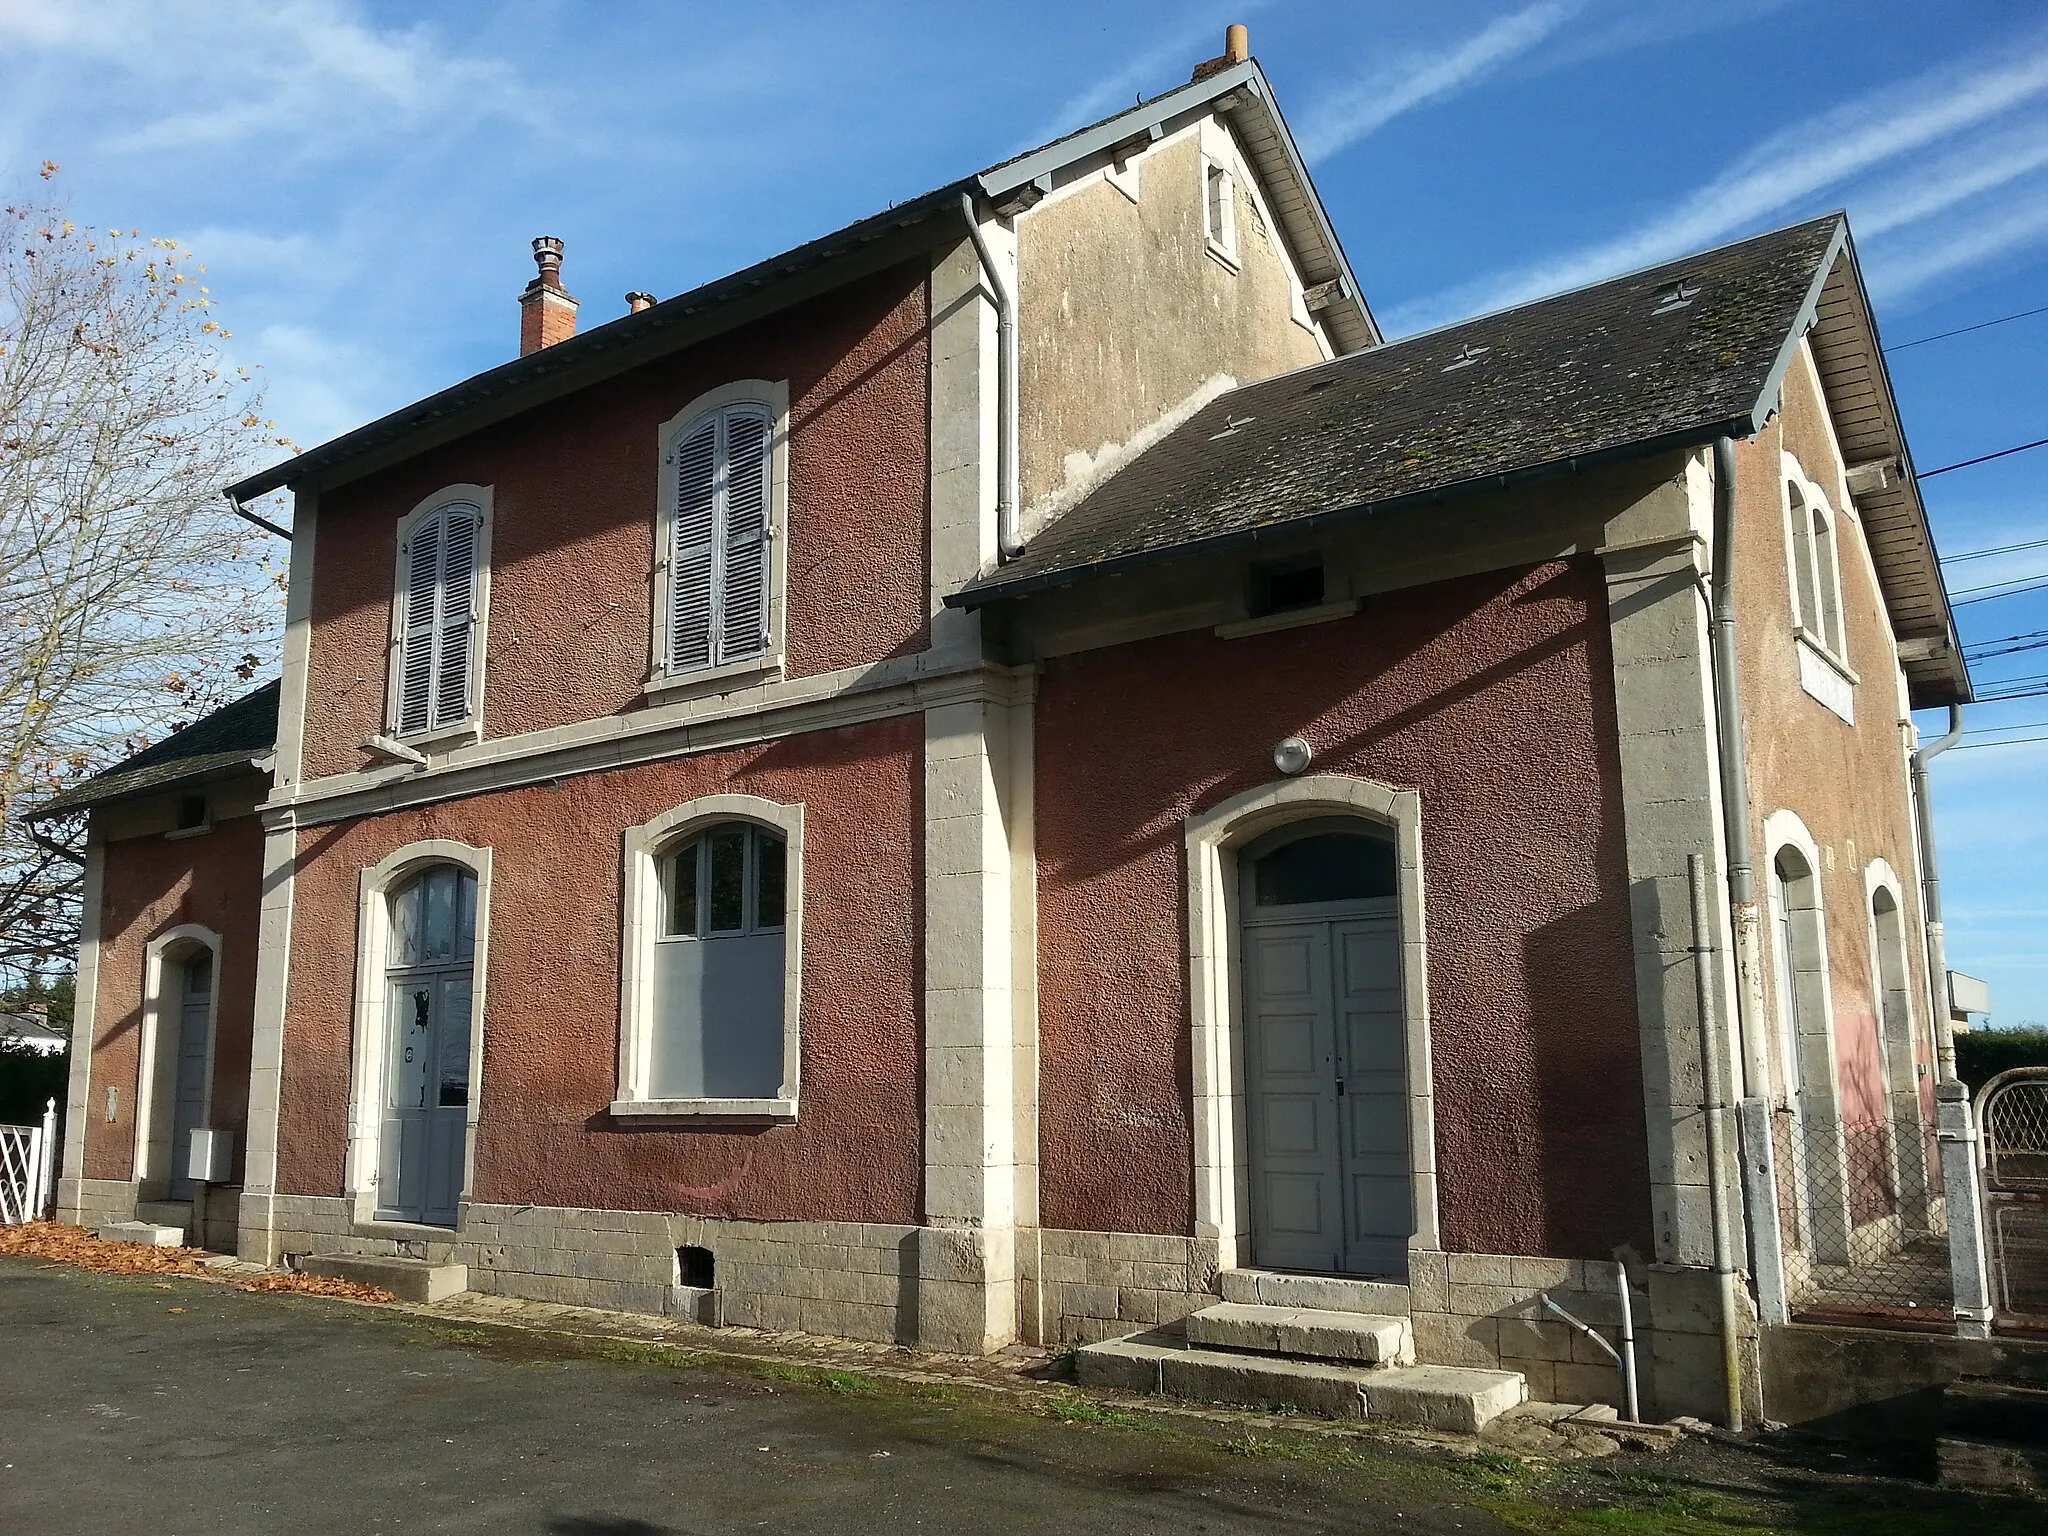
[1215,599,1359,640]
[1205,240,1241,275]
[642,656,784,704]
[610,1098,797,1123]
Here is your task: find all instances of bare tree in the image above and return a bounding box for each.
[0,167,290,985]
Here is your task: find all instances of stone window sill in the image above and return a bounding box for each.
[610,1097,797,1123]
[643,655,784,703]
[1215,599,1358,640]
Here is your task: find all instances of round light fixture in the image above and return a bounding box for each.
[1273,737,1312,776]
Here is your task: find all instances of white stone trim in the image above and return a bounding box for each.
[1184,773,1438,1275]
[613,793,803,1118]
[134,924,222,1196]
[274,488,319,790]
[650,380,789,688]
[345,840,494,1225]
[383,484,494,749]
[56,835,106,1215]
[265,650,1032,830]
[1779,452,1854,684]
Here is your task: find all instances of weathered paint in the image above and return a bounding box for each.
[82,804,265,1186]
[297,263,933,783]
[1016,128,1328,518]
[1031,558,1652,1260]
[273,716,923,1224]
[1739,344,1937,1192]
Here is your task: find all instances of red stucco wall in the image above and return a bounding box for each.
[275,717,923,1223]
[84,808,264,1184]
[1032,557,1652,1260]
[299,262,932,783]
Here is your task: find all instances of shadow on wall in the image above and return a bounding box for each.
[547,1520,677,1536]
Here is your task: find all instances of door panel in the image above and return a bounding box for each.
[1334,915,1409,1275]
[1246,923,1343,1271]
[379,968,472,1225]
[168,996,211,1202]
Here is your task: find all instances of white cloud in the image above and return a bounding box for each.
[1866,179,2048,305]
[0,0,535,157]
[1385,31,2048,334]
[1294,1,1586,164]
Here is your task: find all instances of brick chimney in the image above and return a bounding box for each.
[1192,23,1249,81]
[519,236,579,355]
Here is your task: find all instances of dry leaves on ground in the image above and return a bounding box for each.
[0,1222,394,1303]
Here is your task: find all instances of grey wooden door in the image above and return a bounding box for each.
[1242,824,1410,1278]
[167,951,213,1203]
[378,866,476,1226]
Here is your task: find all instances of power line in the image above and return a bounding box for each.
[1951,734,2048,751]
[1920,436,2048,479]
[1943,536,2048,565]
[1964,629,2048,661]
[1955,574,2048,606]
[1886,303,2048,352]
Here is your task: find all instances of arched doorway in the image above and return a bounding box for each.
[1240,818,1410,1277]
[140,929,220,1204]
[165,948,215,1203]
[378,863,477,1226]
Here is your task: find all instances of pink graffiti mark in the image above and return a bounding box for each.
[665,1142,757,1207]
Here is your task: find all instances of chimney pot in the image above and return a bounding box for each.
[519,235,579,356]
[1225,23,1248,63]
[626,291,656,314]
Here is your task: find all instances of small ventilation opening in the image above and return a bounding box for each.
[1251,559,1325,617]
[176,795,207,830]
[676,1245,715,1289]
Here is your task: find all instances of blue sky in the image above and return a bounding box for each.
[4,0,2044,1022]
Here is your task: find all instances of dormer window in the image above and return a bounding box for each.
[652,384,788,692]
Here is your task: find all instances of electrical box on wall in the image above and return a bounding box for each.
[187,1127,234,1184]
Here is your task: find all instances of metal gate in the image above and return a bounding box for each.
[0,1098,58,1225]
[1979,1067,2048,1329]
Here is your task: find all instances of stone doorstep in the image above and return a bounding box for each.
[298,1254,469,1305]
[1216,1269,1411,1316]
[1076,1333,1526,1434]
[133,1201,193,1228]
[1185,1301,1413,1366]
[98,1221,185,1248]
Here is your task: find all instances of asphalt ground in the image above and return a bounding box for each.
[0,1256,2037,1534]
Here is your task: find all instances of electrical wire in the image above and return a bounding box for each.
[1942,536,2048,566]
[1920,436,2048,480]
[1885,303,2048,352]
[1951,734,2048,751]
[1954,574,2048,606]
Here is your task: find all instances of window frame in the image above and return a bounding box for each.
[615,793,804,1120]
[1203,156,1239,270]
[649,381,790,699]
[384,485,494,750]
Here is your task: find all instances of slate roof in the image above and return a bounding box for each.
[26,680,279,820]
[954,215,1847,606]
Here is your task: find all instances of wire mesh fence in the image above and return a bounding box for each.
[1981,1070,2048,1327]
[1770,1109,1955,1328]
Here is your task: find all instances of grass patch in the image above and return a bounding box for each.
[757,1363,884,1396]
[1043,1390,1146,1429]
[584,1339,706,1371]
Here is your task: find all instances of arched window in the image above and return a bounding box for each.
[1785,480,1846,660]
[1249,827,1397,908]
[1769,839,1852,1262]
[650,822,787,1100]
[391,493,489,738]
[662,402,773,676]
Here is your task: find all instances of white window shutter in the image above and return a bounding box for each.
[398,516,443,734]
[435,508,479,727]
[670,417,718,671]
[719,407,771,663]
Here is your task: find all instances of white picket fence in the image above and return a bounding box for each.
[0,1099,58,1225]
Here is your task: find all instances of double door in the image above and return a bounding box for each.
[378,966,472,1226]
[1244,907,1410,1276]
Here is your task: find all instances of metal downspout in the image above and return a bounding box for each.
[1912,704,1965,1082]
[958,194,1023,562]
[1706,435,1760,1425]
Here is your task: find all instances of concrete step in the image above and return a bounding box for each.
[134,1201,193,1228]
[98,1220,185,1248]
[299,1254,467,1303]
[1217,1269,1410,1316]
[1077,1332,1525,1433]
[1185,1301,1413,1365]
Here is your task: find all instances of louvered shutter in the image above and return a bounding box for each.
[434,507,479,727]
[669,417,717,671]
[719,408,771,663]
[398,515,443,734]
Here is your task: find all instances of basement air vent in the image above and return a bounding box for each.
[1652,279,1702,315]
[676,1245,715,1289]
[1441,343,1489,372]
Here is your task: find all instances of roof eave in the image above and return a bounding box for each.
[947,416,1750,609]
[25,751,271,822]
[228,186,971,502]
